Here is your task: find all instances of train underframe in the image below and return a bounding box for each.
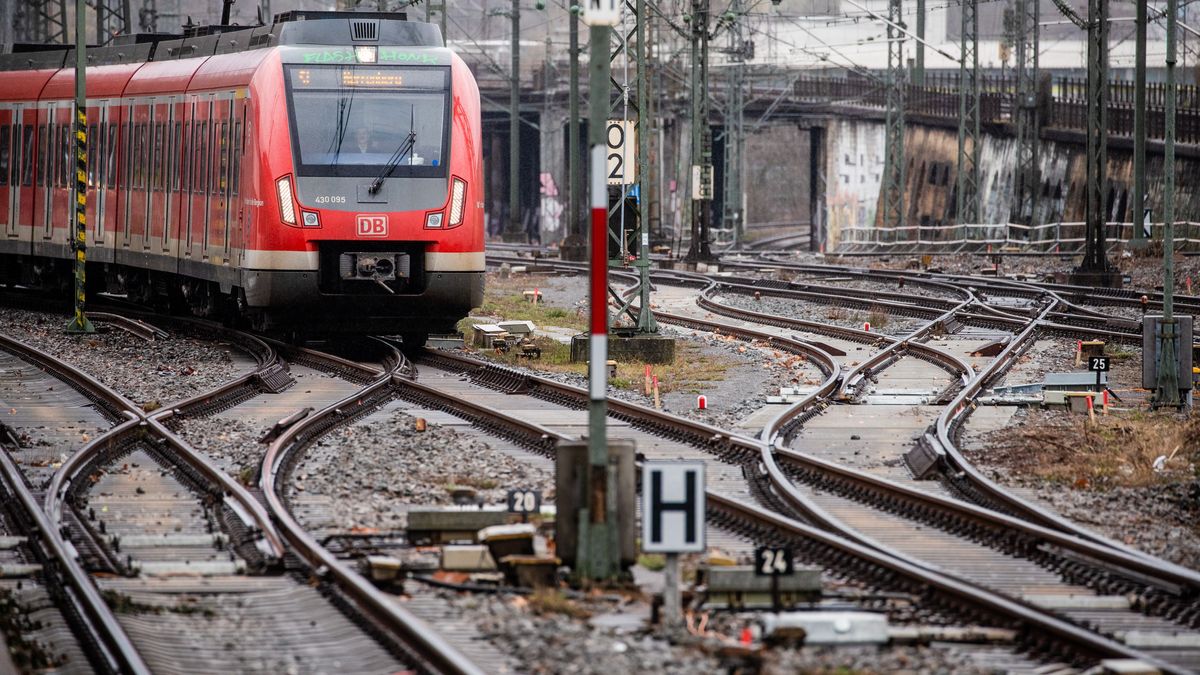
[0,252,482,346]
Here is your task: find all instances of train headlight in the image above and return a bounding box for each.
[425,212,444,228]
[448,178,467,227]
[276,176,297,225]
[355,46,377,63]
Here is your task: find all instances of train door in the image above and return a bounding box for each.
[161,99,181,259]
[229,97,245,262]
[147,100,169,255]
[1,107,13,241]
[120,103,134,249]
[15,114,34,244]
[207,96,231,260]
[39,103,54,246]
[189,96,212,260]
[52,104,72,251]
[93,104,109,254]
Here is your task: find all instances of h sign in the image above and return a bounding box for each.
[356,214,388,237]
[641,461,706,553]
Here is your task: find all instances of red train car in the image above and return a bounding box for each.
[0,11,484,344]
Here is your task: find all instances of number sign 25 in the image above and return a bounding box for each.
[754,546,794,576]
[506,489,542,514]
[1088,356,1111,372]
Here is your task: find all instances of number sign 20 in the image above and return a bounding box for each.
[754,546,794,576]
[506,489,542,514]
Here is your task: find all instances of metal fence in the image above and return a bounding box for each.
[793,75,1200,144]
[834,220,1200,253]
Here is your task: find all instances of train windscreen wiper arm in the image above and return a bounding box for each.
[367,130,416,196]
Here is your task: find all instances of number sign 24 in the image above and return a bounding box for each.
[754,546,794,576]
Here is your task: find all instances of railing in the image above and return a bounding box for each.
[833,220,1200,252]
[793,75,1200,144]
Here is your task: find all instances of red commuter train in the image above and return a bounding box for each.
[0,11,484,344]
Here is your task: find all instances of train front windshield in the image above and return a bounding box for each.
[284,65,450,178]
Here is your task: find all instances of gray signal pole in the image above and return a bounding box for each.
[685,0,714,261]
[1132,0,1148,244]
[503,0,528,243]
[1155,0,1183,408]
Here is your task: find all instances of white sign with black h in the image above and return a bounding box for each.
[641,461,706,553]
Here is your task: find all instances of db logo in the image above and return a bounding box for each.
[356,214,388,237]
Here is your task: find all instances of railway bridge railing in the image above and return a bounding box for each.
[832,220,1200,254]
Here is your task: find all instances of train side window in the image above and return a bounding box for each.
[231,121,242,196]
[48,124,57,187]
[7,125,17,187]
[87,124,98,187]
[135,123,147,189]
[21,125,34,187]
[36,124,46,187]
[218,121,228,196]
[0,125,9,187]
[59,124,70,187]
[152,122,163,191]
[198,121,209,194]
[171,121,182,191]
[181,121,191,193]
[105,123,116,189]
[120,122,131,190]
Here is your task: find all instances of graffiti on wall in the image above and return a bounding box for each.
[540,172,563,238]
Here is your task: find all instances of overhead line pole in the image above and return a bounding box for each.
[1155,0,1183,407]
[1132,0,1148,245]
[685,0,714,261]
[914,0,925,85]
[957,0,980,228]
[634,0,657,332]
[1012,0,1040,231]
[881,0,906,238]
[503,0,528,243]
[66,0,94,335]
[1075,0,1118,285]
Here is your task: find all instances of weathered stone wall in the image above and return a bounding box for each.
[743,125,811,227]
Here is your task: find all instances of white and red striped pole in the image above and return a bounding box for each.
[589,139,609,418]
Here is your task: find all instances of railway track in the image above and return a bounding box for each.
[0,316,484,674]
[482,254,1200,671]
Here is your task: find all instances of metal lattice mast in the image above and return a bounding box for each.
[685,0,714,260]
[94,0,132,45]
[720,1,746,244]
[914,0,924,85]
[881,0,906,236]
[502,0,527,243]
[15,0,68,43]
[1012,0,1039,228]
[956,0,980,227]
[632,0,657,332]
[1080,0,1113,278]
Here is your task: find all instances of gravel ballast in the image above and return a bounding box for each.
[290,409,555,531]
[1,308,241,409]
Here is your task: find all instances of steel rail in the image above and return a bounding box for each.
[414,348,1180,671]
[0,420,150,675]
[258,342,486,675]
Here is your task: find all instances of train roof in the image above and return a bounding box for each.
[0,11,443,73]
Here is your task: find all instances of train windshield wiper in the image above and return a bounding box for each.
[368,106,416,195]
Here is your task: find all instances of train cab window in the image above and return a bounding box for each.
[0,126,9,187]
[283,64,450,178]
[36,125,46,186]
[21,126,33,187]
